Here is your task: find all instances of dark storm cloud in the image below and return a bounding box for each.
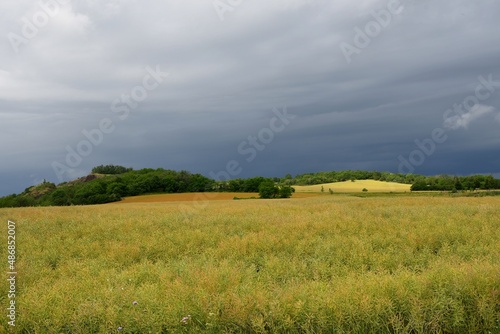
[1,0,500,195]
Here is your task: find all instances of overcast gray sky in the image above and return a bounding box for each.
[1,0,500,195]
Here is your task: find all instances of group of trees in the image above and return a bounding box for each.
[410,175,500,191]
[289,170,416,186]
[0,181,56,208]
[215,177,294,198]
[91,164,133,174]
[0,168,217,207]
[215,177,277,193]
[258,180,294,199]
[0,194,36,208]
[0,166,294,208]
[288,170,500,192]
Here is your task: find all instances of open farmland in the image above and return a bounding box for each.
[293,180,412,193]
[117,192,319,204]
[1,195,499,333]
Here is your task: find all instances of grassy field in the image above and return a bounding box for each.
[117,192,319,204]
[1,195,499,333]
[293,180,412,193]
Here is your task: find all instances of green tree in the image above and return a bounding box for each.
[107,182,127,200]
[259,180,279,199]
[279,185,294,198]
[11,195,35,207]
[50,189,71,206]
[484,175,495,190]
[244,177,267,192]
[188,174,215,192]
[411,180,428,191]
[228,179,244,192]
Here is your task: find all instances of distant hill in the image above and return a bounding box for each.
[0,167,216,208]
[287,170,500,192]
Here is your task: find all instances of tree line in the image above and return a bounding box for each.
[288,170,417,185]
[0,166,499,207]
[288,170,500,192]
[0,168,216,208]
[410,174,500,191]
[0,166,294,208]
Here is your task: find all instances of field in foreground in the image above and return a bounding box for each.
[1,196,499,333]
[293,180,412,193]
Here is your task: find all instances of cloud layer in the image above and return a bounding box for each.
[1,0,500,195]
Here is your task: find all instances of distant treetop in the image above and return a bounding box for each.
[91,165,133,175]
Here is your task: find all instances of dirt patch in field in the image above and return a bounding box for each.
[116,192,320,203]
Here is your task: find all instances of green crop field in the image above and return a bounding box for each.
[1,195,499,333]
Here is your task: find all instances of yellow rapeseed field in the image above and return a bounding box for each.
[293,180,412,193]
[117,192,319,204]
[0,195,499,333]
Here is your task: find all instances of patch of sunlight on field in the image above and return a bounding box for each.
[294,179,411,193]
[0,195,499,333]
